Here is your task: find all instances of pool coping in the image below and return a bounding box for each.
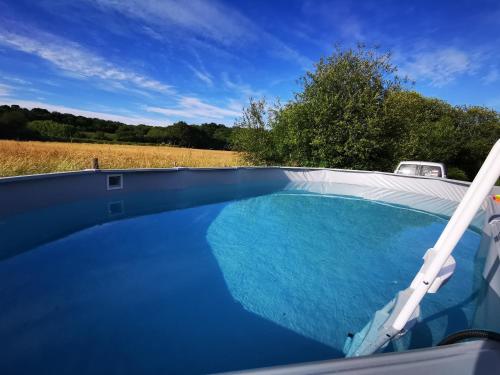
[0,166,473,188]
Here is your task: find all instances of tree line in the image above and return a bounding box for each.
[231,46,500,181]
[0,105,235,150]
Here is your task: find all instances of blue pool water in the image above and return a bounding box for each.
[0,182,482,374]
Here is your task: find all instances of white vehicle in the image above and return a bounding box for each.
[394,161,447,178]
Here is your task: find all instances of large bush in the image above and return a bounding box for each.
[234,46,404,170]
[231,99,279,164]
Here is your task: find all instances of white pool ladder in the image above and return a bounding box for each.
[344,139,500,357]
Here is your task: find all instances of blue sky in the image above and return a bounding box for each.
[0,0,499,126]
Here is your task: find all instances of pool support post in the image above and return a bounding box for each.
[92,158,99,170]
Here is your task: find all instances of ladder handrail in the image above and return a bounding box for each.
[392,139,500,331]
[344,139,500,357]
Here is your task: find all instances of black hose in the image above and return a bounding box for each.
[437,329,500,346]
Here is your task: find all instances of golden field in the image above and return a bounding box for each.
[0,140,244,177]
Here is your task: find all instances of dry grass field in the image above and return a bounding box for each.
[0,140,245,177]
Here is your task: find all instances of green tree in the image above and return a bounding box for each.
[384,92,499,179]
[231,99,278,164]
[27,120,77,140]
[234,46,404,170]
[146,127,170,144]
[115,125,139,142]
[0,110,27,139]
[295,46,403,170]
[165,122,205,148]
[453,106,500,179]
[384,91,459,164]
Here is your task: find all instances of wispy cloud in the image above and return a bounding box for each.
[400,47,475,87]
[221,73,264,99]
[0,98,169,125]
[0,26,174,94]
[146,96,240,122]
[88,0,311,68]
[0,75,31,85]
[141,25,164,41]
[188,65,213,87]
[482,67,499,84]
[0,80,48,97]
[486,96,500,110]
[301,0,366,42]
[0,83,13,96]
[90,0,255,46]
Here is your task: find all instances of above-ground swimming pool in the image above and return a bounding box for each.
[0,177,486,375]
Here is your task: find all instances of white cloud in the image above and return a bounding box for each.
[226,99,244,112]
[141,25,164,41]
[337,16,365,40]
[89,0,311,68]
[301,0,366,41]
[0,83,12,96]
[482,67,499,84]
[91,0,254,46]
[146,96,241,122]
[0,99,169,125]
[221,73,263,98]
[400,48,474,87]
[486,97,500,110]
[0,75,31,85]
[0,28,174,94]
[188,65,213,86]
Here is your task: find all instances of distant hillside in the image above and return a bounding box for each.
[0,105,235,150]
